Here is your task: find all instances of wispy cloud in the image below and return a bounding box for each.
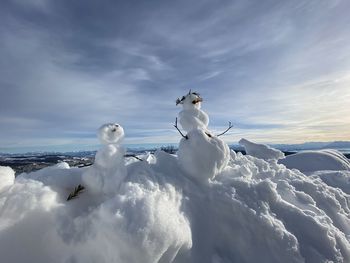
[0,0,350,149]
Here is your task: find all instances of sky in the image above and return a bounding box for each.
[1,0,350,151]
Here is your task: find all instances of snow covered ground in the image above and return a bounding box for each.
[0,92,349,263]
[0,138,350,263]
[279,149,350,172]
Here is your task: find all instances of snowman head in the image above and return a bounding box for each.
[97,123,124,145]
[176,90,203,110]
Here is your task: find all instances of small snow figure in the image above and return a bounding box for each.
[176,90,209,132]
[82,123,126,195]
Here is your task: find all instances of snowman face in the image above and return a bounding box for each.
[97,123,124,145]
[176,91,203,109]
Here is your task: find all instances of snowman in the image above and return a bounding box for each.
[82,123,126,195]
[175,91,231,182]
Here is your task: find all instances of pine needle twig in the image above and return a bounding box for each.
[124,154,143,161]
[67,184,85,201]
[77,163,93,168]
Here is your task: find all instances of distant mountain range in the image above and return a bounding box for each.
[271,141,350,151]
[1,141,350,156]
[231,141,350,152]
[1,141,350,174]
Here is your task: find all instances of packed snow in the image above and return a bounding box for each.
[279,149,350,172]
[0,166,15,192]
[239,138,285,161]
[0,93,350,263]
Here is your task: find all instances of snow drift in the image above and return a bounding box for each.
[1,141,350,262]
[0,166,15,192]
[239,138,285,160]
[279,149,350,172]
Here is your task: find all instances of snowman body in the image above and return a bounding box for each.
[177,129,230,181]
[178,109,209,132]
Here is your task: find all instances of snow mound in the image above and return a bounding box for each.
[1,148,350,262]
[310,170,350,194]
[0,166,15,192]
[279,149,350,172]
[239,138,285,160]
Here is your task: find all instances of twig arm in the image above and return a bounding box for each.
[67,184,85,201]
[124,154,143,161]
[216,122,233,137]
[174,117,188,139]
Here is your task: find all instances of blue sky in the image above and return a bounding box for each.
[1,0,350,151]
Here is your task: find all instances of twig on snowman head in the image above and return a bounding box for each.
[216,122,233,137]
[174,117,188,139]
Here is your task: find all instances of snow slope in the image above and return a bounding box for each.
[279,149,350,172]
[1,142,350,263]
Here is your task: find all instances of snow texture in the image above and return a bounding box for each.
[279,149,350,172]
[239,138,285,160]
[1,111,350,263]
[0,166,15,192]
[310,170,350,194]
[1,141,350,262]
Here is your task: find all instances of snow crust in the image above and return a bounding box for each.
[239,138,285,160]
[279,149,350,172]
[1,142,350,262]
[0,166,15,192]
